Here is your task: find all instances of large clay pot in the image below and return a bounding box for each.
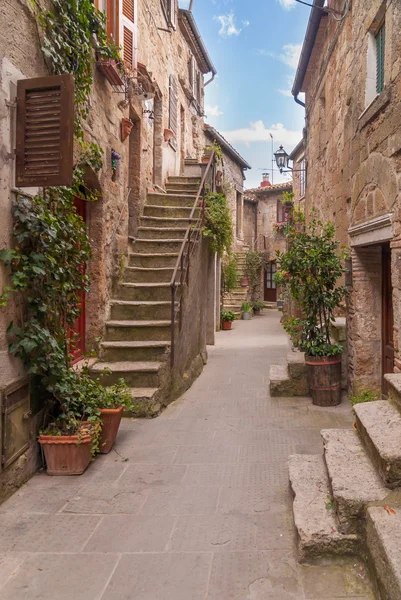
[306,355,342,406]
[99,407,123,454]
[39,432,92,476]
[222,321,232,331]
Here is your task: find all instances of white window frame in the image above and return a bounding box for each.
[120,0,138,72]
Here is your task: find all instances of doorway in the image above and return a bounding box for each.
[382,244,394,393]
[264,261,277,302]
[69,196,86,364]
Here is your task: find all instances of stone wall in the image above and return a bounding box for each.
[301,0,401,393]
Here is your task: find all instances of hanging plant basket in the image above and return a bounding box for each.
[96,53,125,87]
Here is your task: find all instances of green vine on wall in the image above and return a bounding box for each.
[203,192,234,257]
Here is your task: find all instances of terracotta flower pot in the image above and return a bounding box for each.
[222,321,232,330]
[99,407,123,454]
[240,277,249,287]
[121,117,134,142]
[39,432,92,476]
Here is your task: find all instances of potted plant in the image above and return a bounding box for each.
[241,302,252,320]
[95,41,125,87]
[240,276,249,287]
[201,140,223,164]
[221,309,236,330]
[252,301,265,315]
[282,191,294,207]
[275,216,348,407]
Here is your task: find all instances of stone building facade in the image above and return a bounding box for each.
[0,0,215,499]
[244,179,293,303]
[289,138,306,209]
[293,0,401,394]
[203,124,251,249]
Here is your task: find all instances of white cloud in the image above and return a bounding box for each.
[215,12,241,38]
[258,43,302,70]
[242,20,250,27]
[221,121,302,148]
[206,104,224,117]
[277,0,297,10]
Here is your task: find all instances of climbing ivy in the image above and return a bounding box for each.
[203,192,234,257]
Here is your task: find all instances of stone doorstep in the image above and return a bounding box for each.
[355,401,401,488]
[385,373,401,413]
[289,454,359,562]
[321,429,390,534]
[366,507,401,600]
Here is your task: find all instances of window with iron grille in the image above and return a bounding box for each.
[375,22,385,94]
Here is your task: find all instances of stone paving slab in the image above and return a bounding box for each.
[0,312,376,599]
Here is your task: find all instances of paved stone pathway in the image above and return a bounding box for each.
[0,311,375,599]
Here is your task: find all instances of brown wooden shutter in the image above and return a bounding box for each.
[16,74,74,188]
[123,0,134,21]
[123,26,134,68]
[169,75,178,149]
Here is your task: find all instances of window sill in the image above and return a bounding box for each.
[358,87,391,130]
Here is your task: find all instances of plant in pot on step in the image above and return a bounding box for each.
[221,309,236,331]
[252,301,265,315]
[275,215,348,407]
[241,302,252,320]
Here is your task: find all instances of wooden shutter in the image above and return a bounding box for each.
[106,0,119,42]
[376,23,385,94]
[16,74,74,188]
[189,55,196,98]
[169,0,176,28]
[277,200,284,222]
[122,0,136,70]
[169,74,178,149]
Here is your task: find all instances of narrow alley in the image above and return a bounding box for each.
[0,311,374,599]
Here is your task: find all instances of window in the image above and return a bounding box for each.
[375,23,385,94]
[95,1,136,68]
[299,158,306,197]
[277,200,291,223]
[169,74,178,150]
[161,0,176,28]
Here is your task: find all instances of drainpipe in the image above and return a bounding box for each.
[204,72,215,87]
[189,0,194,9]
[294,94,306,108]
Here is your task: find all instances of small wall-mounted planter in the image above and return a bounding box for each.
[202,152,212,164]
[163,128,175,143]
[96,54,125,87]
[121,118,134,142]
[240,277,249,287]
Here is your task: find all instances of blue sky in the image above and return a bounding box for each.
[179,0,310,189]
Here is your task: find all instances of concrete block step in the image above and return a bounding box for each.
[137,226,188,240]
[289,454,359,562]
[124,387,161,417]
[90,360,162,387]
[269,364,306,397]
[321,429,390,534]
[146,192,197,207]
[366,506,401,600]
[105,320,172,342]
[118,282,175,302]
[100,339,170,362]
[143,204,200,219]
[132,238,185,254]
[286,352,309,395]
[140,215,197,229]
[124,267,177,284]
[355,400,401,488]
[129,253,179,269]
[110,300,177,321]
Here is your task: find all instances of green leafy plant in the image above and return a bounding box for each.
[282,191,294,207]
[245,251,262,302]
[222,254,239,306]
[203,192,233,257]
[241,302,252,313]
[349,390,378,407]
[220,309,236,323]
[325,494,335,511]
[275,215,348,357]
[252,301,265,311]
[203,140,223,164]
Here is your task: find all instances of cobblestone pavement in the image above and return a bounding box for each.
[0,311,375,599]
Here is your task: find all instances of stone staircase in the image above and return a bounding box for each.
[289,374,401,599]
[223,252,249,316]
[91,176,200,416]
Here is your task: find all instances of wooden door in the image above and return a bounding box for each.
[69,196,86,364]
[382,245,394,394]
[264,261,277,302]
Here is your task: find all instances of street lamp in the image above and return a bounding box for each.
[274,145,290,173]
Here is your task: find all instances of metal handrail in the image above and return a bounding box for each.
[169,150,216,367]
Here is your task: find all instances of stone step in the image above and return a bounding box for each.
[125,387,161,417]
[90,361,163,388]
[100,340,170,362]
[146,192,197,207]
[355,400,401,488]
[143,204,200,219]
[321,429,390,534]
[132,238,185,254]
[269,364,306,397]
[164,186,199,195]
[366,506,401,600]
[167,176,201,184]
[124,267,177,284]
[289,454,359,562]
[105,320,172,342]
[117,282,175,302]
[110,299,177,321]
[140,215,197,229]
[129,253,179,269]
[137,226,188,240]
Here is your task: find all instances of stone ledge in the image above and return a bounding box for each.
[366,507,401,600]
[358,87,391,130]
[385,373,401,413]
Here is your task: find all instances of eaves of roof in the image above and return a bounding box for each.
[205,125,251,170]
[292,0,325,97]
[178,10,216,76]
